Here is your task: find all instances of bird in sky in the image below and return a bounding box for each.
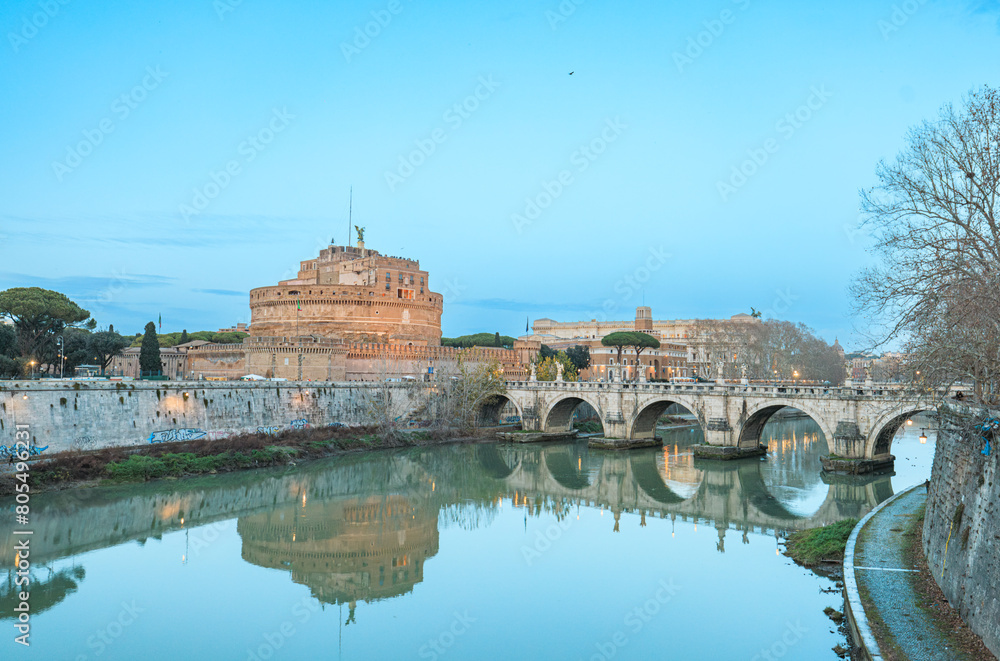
[569,71,574,75]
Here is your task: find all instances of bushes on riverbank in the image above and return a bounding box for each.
[785,518,859,565]
[1,425,459,493]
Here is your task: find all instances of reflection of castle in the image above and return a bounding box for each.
[238,494,439,607]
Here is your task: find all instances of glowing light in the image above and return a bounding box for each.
[180,518,184,526]
[22,395,27,400]
[919,429,928,444]
[906,419,913,426]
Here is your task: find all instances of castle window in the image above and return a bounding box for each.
[409,275,414,284]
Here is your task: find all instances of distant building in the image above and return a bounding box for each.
[527,307,759,381]
[218,322,248,333]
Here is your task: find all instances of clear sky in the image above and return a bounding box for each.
[2,0,998,348]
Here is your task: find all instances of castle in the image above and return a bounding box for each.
[117,236,537,381]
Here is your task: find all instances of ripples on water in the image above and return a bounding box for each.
[1,413,938,660]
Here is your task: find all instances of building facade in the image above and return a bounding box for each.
[528,307,760,381]
[249,241,443,346]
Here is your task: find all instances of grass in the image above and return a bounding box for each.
[784,518,859,565]
[105,447,299,481]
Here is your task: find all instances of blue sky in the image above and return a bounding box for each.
[2,0,998,348]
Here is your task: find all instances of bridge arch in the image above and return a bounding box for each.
[736,399,836,450]
[476,444,522,479]
[867,405,936,458]
[477,394,522,427]
[543,394,603,433]
[629,452,699,505]
[629,397,703,440]
[542,446,598,490]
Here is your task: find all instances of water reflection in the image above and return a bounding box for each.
[0,420,945,660]
[3,425,912,614]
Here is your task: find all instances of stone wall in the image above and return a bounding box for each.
[0,380,429,456]
[923,403,1000,657]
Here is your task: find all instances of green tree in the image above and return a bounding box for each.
[0,287,94,359]
[180,329,189,344]
[139,322,161,376]
[494,331,501,347]
[601,332,659,381]
[565,345,591,372]
[629,332,660,378]
[536,351,578,381]
[88,330,131,376]
[0,323,18,377]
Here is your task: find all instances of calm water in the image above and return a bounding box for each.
[3,415,937,660]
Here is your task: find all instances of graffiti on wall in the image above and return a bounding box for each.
[0,444,49,458]
[148,429,207,444]
[256,426,281,435]
[290,418,309,430]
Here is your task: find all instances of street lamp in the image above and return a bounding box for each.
[56,335,65,379]
[919,428,928,444]
[28,360,36,380]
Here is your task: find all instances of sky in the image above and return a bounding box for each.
[2,0,999,348]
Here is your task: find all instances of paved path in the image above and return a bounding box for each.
[854,488,972,660]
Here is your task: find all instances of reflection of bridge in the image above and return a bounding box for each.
[475,443,892,535]
[490,381,939,464]
[1,438,899,620]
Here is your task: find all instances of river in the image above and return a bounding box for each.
[2,414,938,660]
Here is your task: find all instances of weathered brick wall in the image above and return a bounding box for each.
[0,380,429,455]
[923,404,1000,657]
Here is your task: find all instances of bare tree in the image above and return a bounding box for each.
[853,86,1000,403]
[434,354,507,432]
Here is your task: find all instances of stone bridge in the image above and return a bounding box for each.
[487,381,941,465]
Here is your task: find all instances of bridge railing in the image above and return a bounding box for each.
[503,380,945,400]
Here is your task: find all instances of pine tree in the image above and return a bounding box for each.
[494,332,502,347]
[139,321,161,376]
[180,329,189,344]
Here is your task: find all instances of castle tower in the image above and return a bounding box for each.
[635,306,653,332]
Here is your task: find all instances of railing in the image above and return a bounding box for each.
[503,380,944,400]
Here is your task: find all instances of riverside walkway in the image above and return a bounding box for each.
[849,486,975,660]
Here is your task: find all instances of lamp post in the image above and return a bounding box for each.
[56,335,65,379]
[28,360,36,380]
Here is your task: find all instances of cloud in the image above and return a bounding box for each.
[0,271,174,293]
